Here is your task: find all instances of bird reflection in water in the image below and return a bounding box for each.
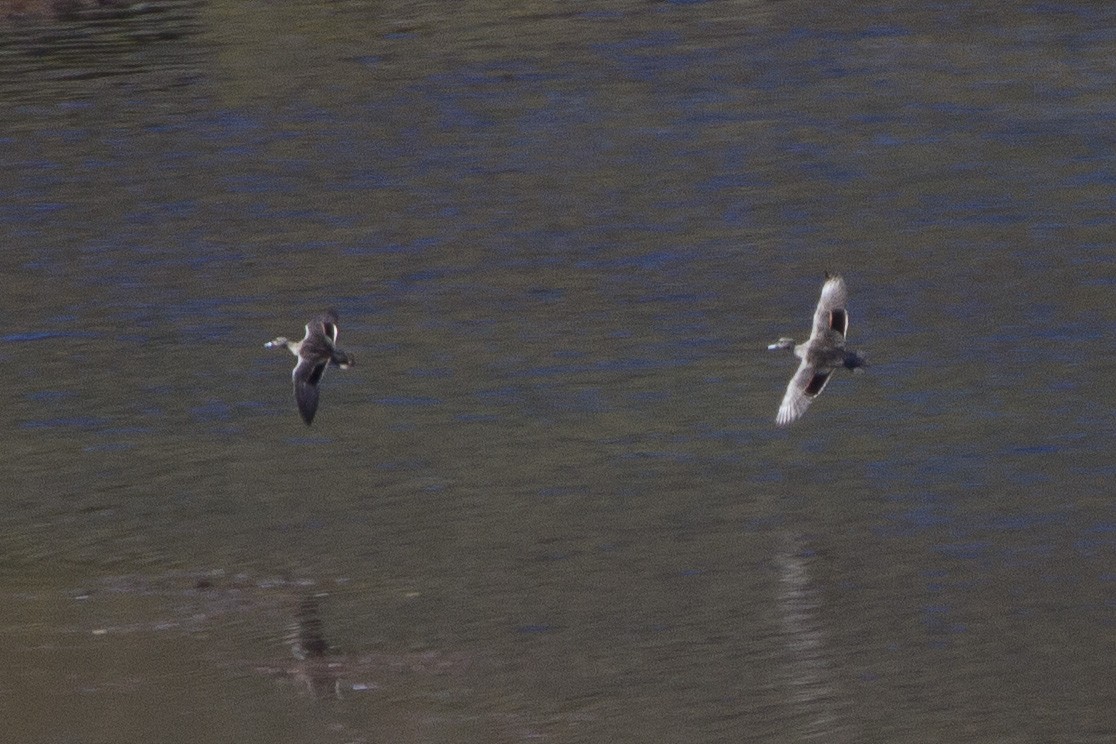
[286,592,344,699]
[257,589,471,700]
[773,534,852,742]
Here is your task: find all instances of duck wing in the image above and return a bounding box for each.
[810,274,849,341]
[292,356,328,425]
[317,309,341,345]
[776,359,834,426]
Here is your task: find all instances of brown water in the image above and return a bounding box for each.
[1,2,1114,742]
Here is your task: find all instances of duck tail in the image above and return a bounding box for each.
[330,349,355,368]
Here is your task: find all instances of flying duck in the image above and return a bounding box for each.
[265,310,354,425]
[768,273,865,426]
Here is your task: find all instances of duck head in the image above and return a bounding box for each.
[767,337,796,351]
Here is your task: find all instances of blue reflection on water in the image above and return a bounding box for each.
[934,542,991,560]
[25,390,76,402]
[376,395,442,407]
[21,416,110,430]
[191,400,232,422]
[4,330,98,342]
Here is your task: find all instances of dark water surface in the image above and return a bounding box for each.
[1,1,1114,742]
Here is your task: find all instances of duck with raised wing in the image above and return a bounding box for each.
[768,273,865,426]
[265,309,354,425]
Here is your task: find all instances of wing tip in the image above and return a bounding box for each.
[294,380,321,426]
[775,406,800,426]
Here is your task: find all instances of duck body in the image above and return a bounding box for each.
[768,274,865,426]
[799,332,864,371]
[266,309,354,425]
